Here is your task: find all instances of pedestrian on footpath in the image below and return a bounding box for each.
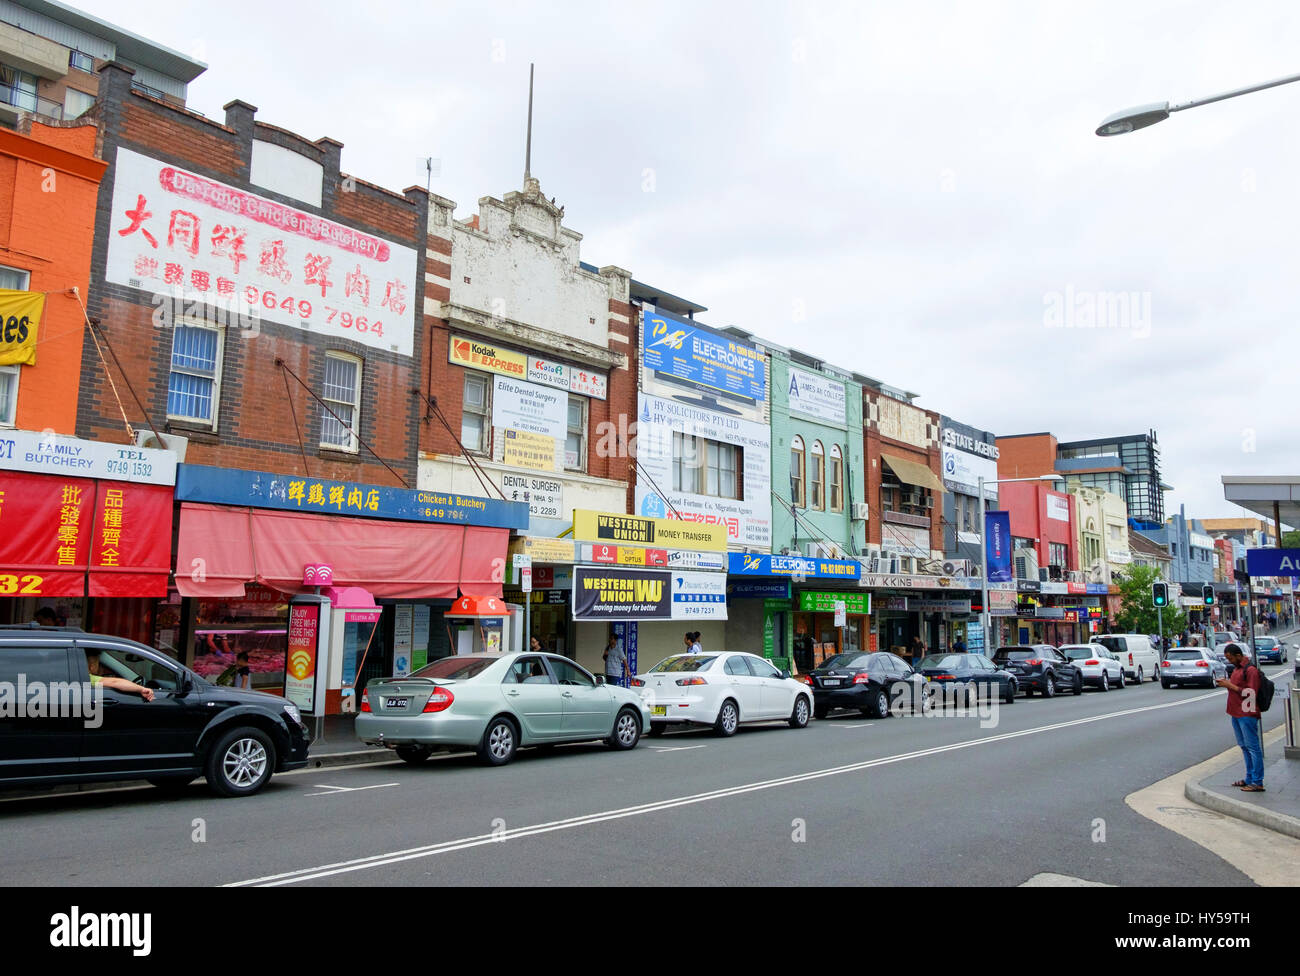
[603,632,627,687]
[689,631,703,654]
[1214,643,1265,792]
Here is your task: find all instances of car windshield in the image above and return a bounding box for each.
[409,656,496,681]
[649,655,717,673]
[820,653,874,670]
[919,654,966,670]
[1167,650,1203,660]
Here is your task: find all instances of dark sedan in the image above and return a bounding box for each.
[991,645,1083,697]
[801,651,926,718]
[916,653,1018,704]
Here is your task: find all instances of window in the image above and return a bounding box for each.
[809,440,825,510]
[1049,542,1068,566]
[790,435,805,507]
[706,440,737,498]
[0,64,38,112]
[829,445,844,512]
[64,88,95,119]
[565,395,586,471]
[674,432,702,494]
[548,657,595,687]
[166,323,223,427]
[724,656,750,677]
[69,50,95,72]
[461,372,490,453]
[675,432,740,499]
[0,366,17,425]
[0,266,30,290]
[320,353,361,451]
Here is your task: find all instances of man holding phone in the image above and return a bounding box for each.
[1215,643,1263,792]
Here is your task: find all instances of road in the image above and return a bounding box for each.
[1,666,1292,887]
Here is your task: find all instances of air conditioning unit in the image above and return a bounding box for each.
[941,559,971,577]
[1046,564,1063,582]
[851,502,870,521]
[134,429,188,462]
[896,556,915,575]
[804,542,824,558]
[1014,548,1038,581]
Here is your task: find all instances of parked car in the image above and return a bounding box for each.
[0,625,310,796]
[1251,636,1288,664]
[916,653,1018,704]
[1059,644,1126,691]
[991,645,1082,697]
[801,651,928,718]
[1092,633,1161,684]
[632,651,812,736]
[1160,648,1228,689]
[357,652,650,766]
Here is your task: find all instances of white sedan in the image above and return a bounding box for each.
[632,651,813,737]
[1060,644,1126,691]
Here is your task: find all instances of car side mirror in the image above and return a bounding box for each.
[781,669,792,680]
[595,675,606,685]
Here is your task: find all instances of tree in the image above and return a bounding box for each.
[1114,563,1187,636]
[1282,529,1300,549]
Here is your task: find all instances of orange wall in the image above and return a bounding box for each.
[996,433,1057,480]
[0,122,105,434]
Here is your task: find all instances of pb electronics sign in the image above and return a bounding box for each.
[641,307,766,402]
[105,148,418,357]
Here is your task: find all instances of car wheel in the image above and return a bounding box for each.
[205,726,275,797]
[147,776,193,793]
[396,745,432,765]
[814,705,830,720]
[1003,681,1016,704]
[608,707,642,750]
[1043,674,1056,698]
[714,699,739,737]
[870,689,890,718]
[1100,672,1109,692]
[788,695,811,729]
[1023,687,1033,697]
[1161,679,1171,689]
[1117,669,1126,689]
[477,717,518,766]
[1073,675,1083,696]
[648,721,667,737]
[1137,667,1145,684]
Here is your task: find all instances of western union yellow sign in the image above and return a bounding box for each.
[572,509,727,552]
[0,289,45,366]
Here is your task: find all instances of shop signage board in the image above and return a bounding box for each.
[448,335,609,400]
[799,591,870,614]
[581,542,669,567]
[492,376,567,441]
[1046,495,1071,523]
[572,566,672,621]
[107,147,418,357]
[509,536,576,564]
[989,589,1018,615]
[664,549,727,571]
[940,427,999,498]
[786,366,846,425]
[729,580,792,599]
[641,306,766,401]
[176,464,530,529]
[502,430,557,472]
[671,571,729,620]
[501,473,563,518]
[730,552,861,580]
[907,598,972,613]
[573,509,727,551]
[0,429,178,486]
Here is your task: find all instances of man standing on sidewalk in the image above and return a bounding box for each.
[1215,644,1264,793]
[603,632,627,688]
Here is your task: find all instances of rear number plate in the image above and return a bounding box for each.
[386,698,409,708]
[652,705,667,716]
[822,679,842,686]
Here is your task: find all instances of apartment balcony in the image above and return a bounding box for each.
[0,82,63,125]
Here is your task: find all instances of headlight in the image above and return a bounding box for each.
[284,704,302,725]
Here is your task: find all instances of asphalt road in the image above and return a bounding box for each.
[2,664,1293,887]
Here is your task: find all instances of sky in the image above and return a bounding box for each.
[81,0,1300,524]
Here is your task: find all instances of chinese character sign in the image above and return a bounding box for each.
[105,148,418,357]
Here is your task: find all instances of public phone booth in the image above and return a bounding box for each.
[444,595,522,655]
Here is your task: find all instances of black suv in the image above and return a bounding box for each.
[0,626,310,796]
[992,644,1083,697]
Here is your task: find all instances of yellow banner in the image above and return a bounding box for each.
[448,334,526,378]
[572,509,727,552]
[0,289,45,366]
[509,536,576,563]
[503,429,555,471]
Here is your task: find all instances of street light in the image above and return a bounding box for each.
[977,474,1067,655]
[1096,70,1300,136]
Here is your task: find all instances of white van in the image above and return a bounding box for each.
[1092,634,1161,683]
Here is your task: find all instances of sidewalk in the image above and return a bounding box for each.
[303,713,393,766]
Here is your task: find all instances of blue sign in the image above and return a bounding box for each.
[1245,548,1300,577]
[641,307,766,402]
[728,581,792,599]
[985,511,1013,583]
[612,622,637,686]
[176,464,530,529]
[1086,583,1109,595]
[728,552,860,581]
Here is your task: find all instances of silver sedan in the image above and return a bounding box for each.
[356,652,652,766]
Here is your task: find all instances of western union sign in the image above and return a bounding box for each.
[572,509,727,552]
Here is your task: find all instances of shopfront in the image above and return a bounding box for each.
[793,590,871,669]
[171,464,528,714]
[0,430,178,643]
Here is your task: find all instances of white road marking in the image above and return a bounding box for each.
[304,783,399,797]
[1021,873,1113,887]
[226,688,1231,887]
[648,745,709,753]
[832,724,874,729]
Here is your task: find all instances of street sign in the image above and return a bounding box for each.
[521,566,532,593]
[834,601,846,627]
[1245,548,1300,577]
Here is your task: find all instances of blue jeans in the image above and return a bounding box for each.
[1230,716,1264,786]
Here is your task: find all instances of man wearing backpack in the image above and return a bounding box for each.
[1215,643,1268,792]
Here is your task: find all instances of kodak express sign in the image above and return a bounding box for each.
[449,334,526,378]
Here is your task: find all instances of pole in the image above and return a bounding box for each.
[979,475,990,652]
[524,63,534,181]
[525,593,532,652]
[1157,601,1163,653]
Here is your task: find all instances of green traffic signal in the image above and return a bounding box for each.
[1202,585,1215,606]
[1152,582,1168,607]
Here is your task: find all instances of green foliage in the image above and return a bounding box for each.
[1282,530,1300,549]
[1115,563,1187,635]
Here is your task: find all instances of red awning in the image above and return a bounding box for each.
[174,503,507,600]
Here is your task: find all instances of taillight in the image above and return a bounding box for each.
[799,674,814,686]
[360,691,371,713]
[1129,653,1134,665]
[422,686,455,712]
[1195,661,1210,668]
[676,676,707,686]
[1085,660,1100,666]
[853,673,871,684]
[932,674,955,681]
[1026,659,1042,667]
[630,678,645,687]
[1162,660,1172,668]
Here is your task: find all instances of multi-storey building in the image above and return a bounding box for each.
[937,415,998,574]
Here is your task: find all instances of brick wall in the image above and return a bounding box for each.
[77,63,426,487]
[997,432,1057,480]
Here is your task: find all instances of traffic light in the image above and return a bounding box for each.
[1202,585,1215,606]
[1152,581,1168,608]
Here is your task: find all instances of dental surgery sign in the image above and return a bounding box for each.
[0,290,45,366]
[641,307,766,402]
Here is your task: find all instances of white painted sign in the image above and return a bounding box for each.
[1107,547,1131,564]
[105,148,418,357]
[634,392,772,549]
[0,429,178,485]
[527,354,608,400]
[1046,495,1071,523]
[501,473,564,520]
[671,570,729,620]
[941,445,999,499]
[881,523,930,558]
[787,366,846,425]
[492,376,567,440]
[665,549,727,571]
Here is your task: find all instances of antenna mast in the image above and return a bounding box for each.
[524,63,534,181]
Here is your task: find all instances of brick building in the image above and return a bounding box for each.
[861,382,944,569]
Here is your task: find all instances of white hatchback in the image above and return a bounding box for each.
[1060,644,1126,691]
[632,651,813,737]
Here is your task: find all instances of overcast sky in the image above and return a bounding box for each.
[84,0,1300,524]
